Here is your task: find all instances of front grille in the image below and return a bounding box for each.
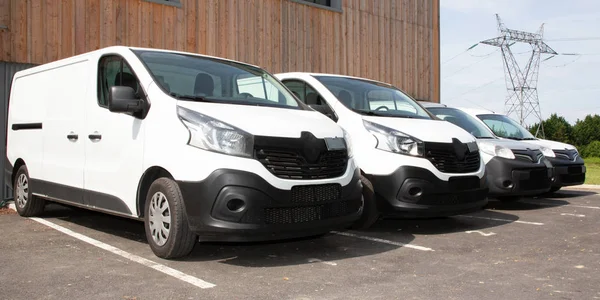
[568,166,583,174]
[264,201,357,225]
[253,133,348,180]
[513,149,543,163]
[519,169,549,190]
[418,188,487,206]
[424,142,480,173]
[291,184,341,204]
[561,173,585,184]
[554,149,578,161]
[448,176,481,191]
[256,148,347,179]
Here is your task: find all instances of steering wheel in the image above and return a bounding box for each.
[375,105,389,111]
[239,92,253,98]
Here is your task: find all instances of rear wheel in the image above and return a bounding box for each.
[350,175,380,230]
[144,177,197,259]
[13,165,45,217]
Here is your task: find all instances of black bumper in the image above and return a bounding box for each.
[365,166,488,218]
[176,168,363,242]
[485,157,554,196]
[548,156,586,187]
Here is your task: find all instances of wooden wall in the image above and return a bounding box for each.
[0,0,440,102]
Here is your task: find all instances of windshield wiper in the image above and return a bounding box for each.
[476,136,495,139]
[171,93,210,102]
[352,109,418,118]
[520,137,537,140]
[505,136,524,141]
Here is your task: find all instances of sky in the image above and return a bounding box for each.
[439,0,600,126]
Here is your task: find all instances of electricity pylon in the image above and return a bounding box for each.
[480,14,557,138]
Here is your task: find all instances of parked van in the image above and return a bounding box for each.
[459,108,586,192]
[5,46,363,259]
[420,102,555,201]
[274,72,488,229]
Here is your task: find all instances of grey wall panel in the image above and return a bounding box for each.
[1,61,37,200]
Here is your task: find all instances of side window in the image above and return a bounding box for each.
[97,55,142,107]
[281,79,326,106]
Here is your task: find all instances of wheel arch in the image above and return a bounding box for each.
[11,158,26,186]
[136,166,174,218]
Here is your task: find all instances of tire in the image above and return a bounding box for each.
[349,174,380,230]
[13,165,45,217]
[549,186,561,193]
[144,177,197,259]
[497,195,522,202]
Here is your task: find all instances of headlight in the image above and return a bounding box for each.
[363,120,423,156]
[540,146,556,158]
[342,128,353,158]
[177,106,254,157]
[478,141,515,159]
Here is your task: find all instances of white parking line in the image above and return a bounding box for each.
[465,230,496,236]
[521,200,600,210]
[10,204,215,289]
[561,213,585,218]
[456,215,544,225]
[307,258,338,266]
[332,231,434,251]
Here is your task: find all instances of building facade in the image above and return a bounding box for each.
[0,0,440,198]
[0,0,440,101]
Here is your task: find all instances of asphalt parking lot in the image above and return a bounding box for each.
[1,188,599,300]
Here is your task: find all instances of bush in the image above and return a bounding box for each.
[573,114,600,146]
[581,140,600,158]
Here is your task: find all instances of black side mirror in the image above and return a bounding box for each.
[309,104,338,122]
[108,86,144,113]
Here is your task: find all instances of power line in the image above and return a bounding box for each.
[443,49,499,79]
[546,37,600,42]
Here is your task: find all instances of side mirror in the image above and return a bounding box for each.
[309,104,338,122]
[108,86,144,113]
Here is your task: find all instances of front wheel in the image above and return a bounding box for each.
[13,165,45,217]
[349,175,380,230]
[549,186,561,193]
[496,195,522,202]
[144,177,197,259]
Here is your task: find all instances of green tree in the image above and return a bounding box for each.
[529,113,573,144]
[581,141,600,158]
[572,114,600,147]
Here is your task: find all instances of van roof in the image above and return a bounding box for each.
[13,45,261,78]
[276,72,394,87]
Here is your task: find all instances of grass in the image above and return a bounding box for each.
[584,157,600,185]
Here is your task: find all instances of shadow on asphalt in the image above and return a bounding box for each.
[38,203,406,266]
[362,209,519,235]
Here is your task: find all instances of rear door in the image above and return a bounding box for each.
[39,59,89,204]
[82,54,146,216]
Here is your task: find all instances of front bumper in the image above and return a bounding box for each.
[485,157,554,196]
[548,157,586,187]
[176,168,363,242]
[365,166,488,218]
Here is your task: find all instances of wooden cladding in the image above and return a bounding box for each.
[0,0,440,101]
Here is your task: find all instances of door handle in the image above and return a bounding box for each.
[88,132,102,142]
[67,132,78,141]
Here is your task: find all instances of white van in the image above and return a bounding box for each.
[5,46,363,259]
[275,72,488,228]
[420,102,555,201]
[459,108,586,192]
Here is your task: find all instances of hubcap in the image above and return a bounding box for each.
[15,174,28,209]
[148,192,171,246]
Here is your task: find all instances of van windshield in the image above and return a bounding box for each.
[476,114,538,140]
[427,107,496,139]
[133,50,302,109]
[313,75,432,119]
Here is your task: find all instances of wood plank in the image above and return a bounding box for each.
[206,0,216,55]
[87,0,100,52]
[74,0,86,54]
[0,0,10,61]
[175,1,185,51]
[152,3,163,49]
[164,5,175,50]
[126,0,141,47]
[60,0,74,59]
[11,0,28,63]
[140,2,151,47]
[197,0,206,54]
[44,0,60,62]
[185,0,196,52]
[114,0,126,46]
